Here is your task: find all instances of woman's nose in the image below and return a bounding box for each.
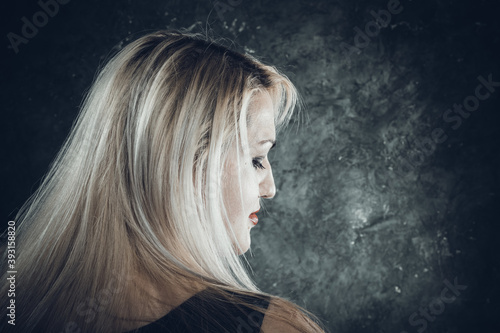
[260,163,276,199]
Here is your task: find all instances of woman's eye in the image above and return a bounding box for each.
[252,158,266,170]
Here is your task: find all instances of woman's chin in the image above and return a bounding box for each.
[234,232,251,255]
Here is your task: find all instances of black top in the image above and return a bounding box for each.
[125,289,271,333]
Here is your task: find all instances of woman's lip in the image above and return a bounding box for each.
[249,212,259,225]
[249,208,260,225]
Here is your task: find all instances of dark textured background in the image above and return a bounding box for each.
[1,0,499,332]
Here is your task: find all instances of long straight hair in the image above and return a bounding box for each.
[0,30,326,332]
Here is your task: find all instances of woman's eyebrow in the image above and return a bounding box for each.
[258,139,276,149]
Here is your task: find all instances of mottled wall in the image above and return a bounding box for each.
[2,0,499,332]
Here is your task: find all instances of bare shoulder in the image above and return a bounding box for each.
[260,298,320,333]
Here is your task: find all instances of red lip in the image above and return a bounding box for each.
[249,208,260,225]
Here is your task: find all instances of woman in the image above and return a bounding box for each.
[0,30,326,332]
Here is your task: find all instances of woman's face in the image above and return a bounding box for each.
[222,92,277,254]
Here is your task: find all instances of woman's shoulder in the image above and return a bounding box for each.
[125,287,325,333]
[128,288,271,333]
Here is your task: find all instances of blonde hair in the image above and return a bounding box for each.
[1,29,326,332]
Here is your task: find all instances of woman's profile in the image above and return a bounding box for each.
[1,29,326,332]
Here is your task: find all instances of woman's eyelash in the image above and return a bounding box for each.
[252,158,266,170]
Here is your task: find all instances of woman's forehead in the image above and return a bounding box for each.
[246,93,276,142]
